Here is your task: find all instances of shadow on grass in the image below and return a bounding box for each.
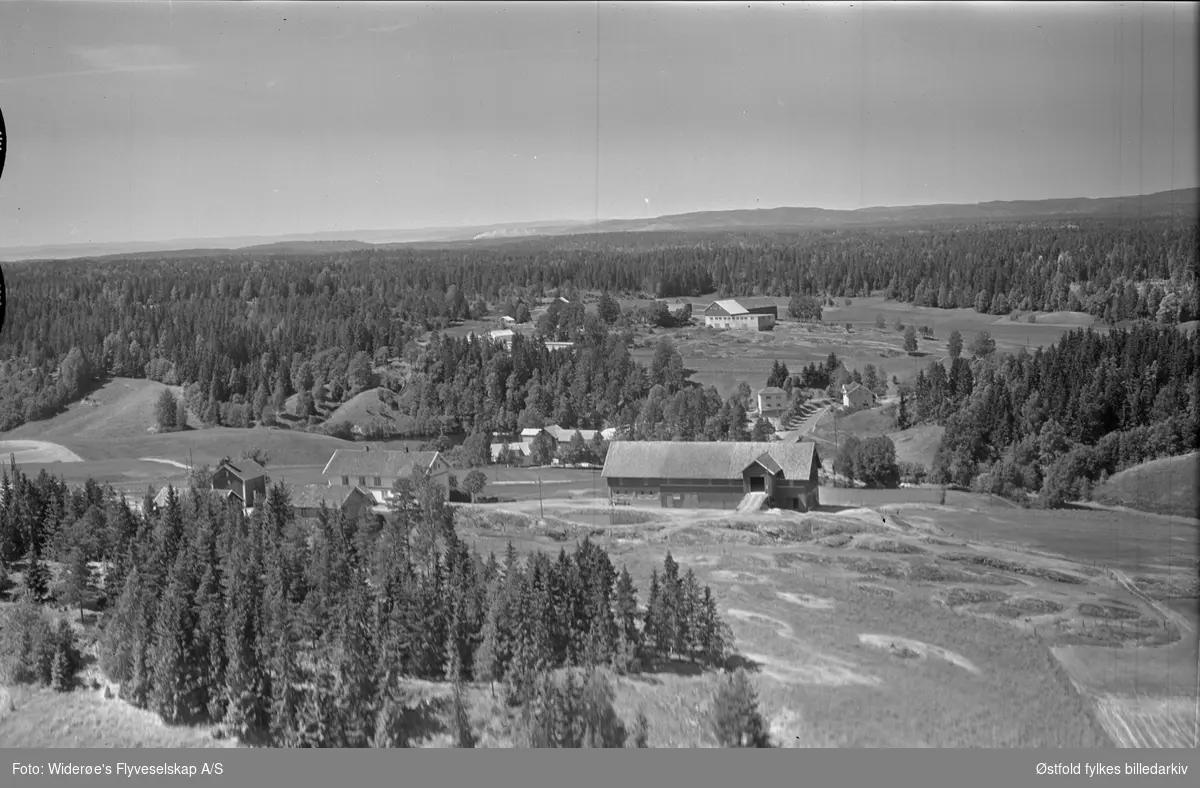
[622,653,763,685]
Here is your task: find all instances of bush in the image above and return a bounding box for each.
[324,421,354,440]
[516,668,631,748]
[0,600,79,688]
[708,669,771,747]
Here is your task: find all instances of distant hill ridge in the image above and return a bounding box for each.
[3,187,1194,263]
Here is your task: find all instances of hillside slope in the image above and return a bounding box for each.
[0,377,354,466]
[1093,452,1199,519]
[1,378,192,441]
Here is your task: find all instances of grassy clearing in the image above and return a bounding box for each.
[1,378,194,442]
[0,685,234,748]
[625,297,1099,397]
[889,424,945,469]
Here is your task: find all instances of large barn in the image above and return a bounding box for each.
[702,298,778,330]
[601,440,821,511]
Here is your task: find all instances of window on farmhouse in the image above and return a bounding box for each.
[359,476,366,486]
[341,475,349,486]
[373,476,381,487]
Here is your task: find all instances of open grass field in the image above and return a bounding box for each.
[447,498,1171,746]
[1093,453,1199,520]
[626,296,1100,398]
[0,379,360,490]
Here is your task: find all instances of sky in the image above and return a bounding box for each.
[0,1,1196,249]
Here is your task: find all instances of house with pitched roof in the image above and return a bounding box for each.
[321,447,448,503]
[544,425,600,444]
[703,298,778,330]
[601,440,821,511]
[490,441,532,466]
[211,457,269,508]
[291,483,375,520]
[756,386,788,415]
[841,382,878,409]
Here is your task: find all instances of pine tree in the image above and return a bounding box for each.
[23,545,49,602]
[61,546,94,625]
[50,619,80,692]
[151,556,198,724]
[643,569,663,663]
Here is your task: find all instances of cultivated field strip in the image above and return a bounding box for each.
[1094,695,1199,748]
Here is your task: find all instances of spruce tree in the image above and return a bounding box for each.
[23,545,49,602]
[151,556,197,724]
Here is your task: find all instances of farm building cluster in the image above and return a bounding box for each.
[490,424,617,466]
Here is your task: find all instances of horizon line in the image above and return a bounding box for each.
[3,183,1197,259]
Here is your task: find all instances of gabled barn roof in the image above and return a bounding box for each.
[707,299,749,316]
[601,441,820,481]
[545,425,599,442]
[291,484,369,510]
[321,449,441,479]
[217,457,267,481]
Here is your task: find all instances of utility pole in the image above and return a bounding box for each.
[538,475,544,519]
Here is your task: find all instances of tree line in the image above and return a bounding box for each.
[887,323,1199,506]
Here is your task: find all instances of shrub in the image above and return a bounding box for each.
[708,669,771,747]
[0,600,78,688]
[517,668,630,748]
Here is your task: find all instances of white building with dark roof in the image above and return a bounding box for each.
[703,298,777,330]
[321,447,448,503]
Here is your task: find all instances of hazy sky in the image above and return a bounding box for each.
[0,1,1195,248]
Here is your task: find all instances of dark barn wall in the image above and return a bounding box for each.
[245,476,267,508]
[607,476,817,510]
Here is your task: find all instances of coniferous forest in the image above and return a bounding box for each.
[0,459,738,747]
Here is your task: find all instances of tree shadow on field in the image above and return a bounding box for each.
[396,695,451,745]
[625,654,763,686]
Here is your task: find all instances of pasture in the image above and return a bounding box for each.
[450,496,1191,747]
[625,296,1100,397]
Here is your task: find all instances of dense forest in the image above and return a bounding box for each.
[0,460,745,747]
